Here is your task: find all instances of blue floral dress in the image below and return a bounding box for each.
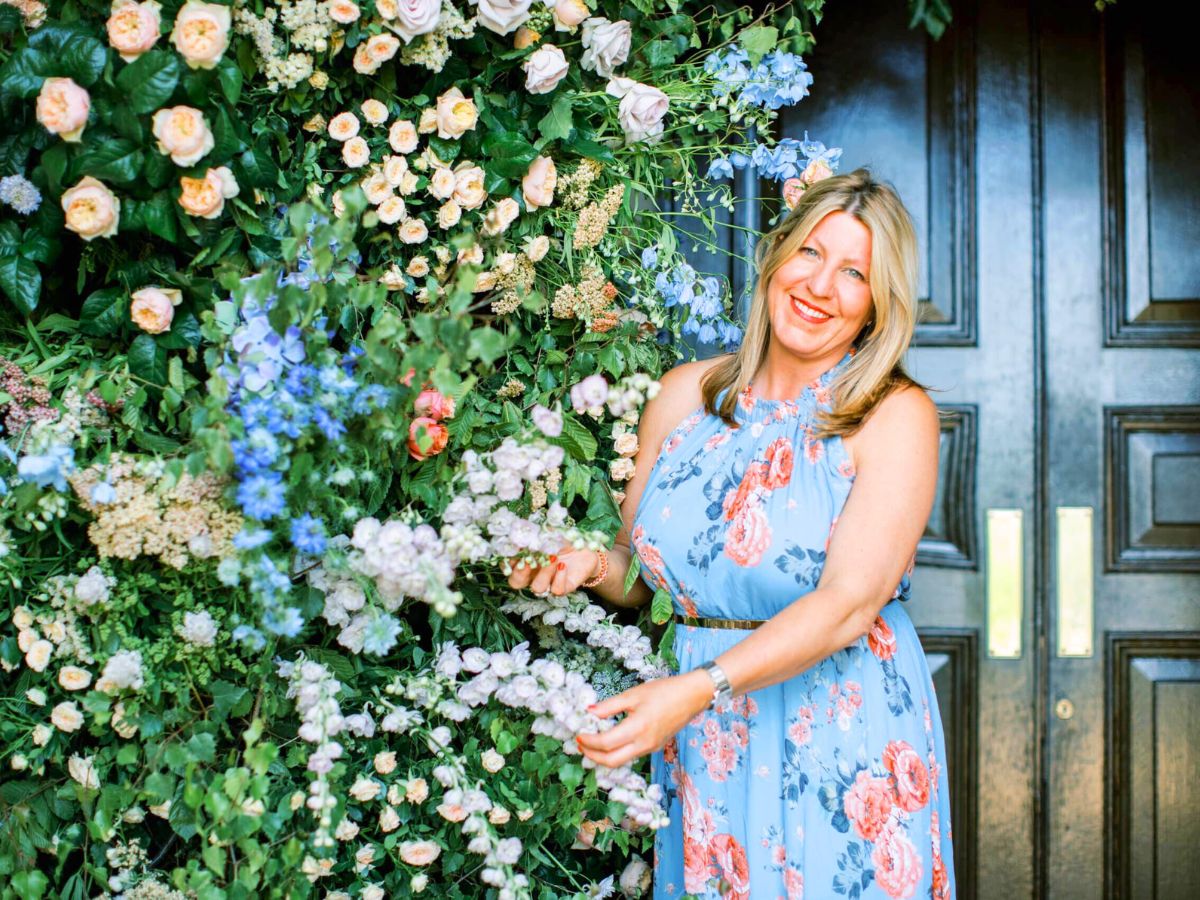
[633,351,956,900]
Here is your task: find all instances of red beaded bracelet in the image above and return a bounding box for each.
[581,549,609,589]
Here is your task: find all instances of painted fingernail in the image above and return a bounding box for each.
[549,554,558,563]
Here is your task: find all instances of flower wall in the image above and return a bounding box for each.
[0,0,882,897]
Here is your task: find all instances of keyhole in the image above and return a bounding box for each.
[1055,698,1074,720]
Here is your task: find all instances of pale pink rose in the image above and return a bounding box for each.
[389,119,418,153]
[130,286,182,334]
[523,43,569,95]
[581,17,631,77]
[428,166,457,200]
[452,164,487,209]
[366,32,401,64]
[328,0,360,24]
[398,218,428,244]
[328,111,360,142]
[342,136,370,169]
[151,105,213,166]
[513,25,540,50]
[723,503,772,567]
[107,0,162,62]
[435,87,477,140]
[522,155,557,210]
[399,840,442,866]
[801,157,834,186]
[435,801,468,822]
[390,0,441,43]
[872,827,923,899]
[436,200,461,229]
[552,0,588,31]
[360,98,389,125]
[470,0,532,35]
[883,740,930,812]
[843,770,895,841]
[170,1,231,70]
[61,177,120,240]
[414,389,455,420]
[482,197,520,236]
[409,417,449,460]
[377,195,407,224]
[782,177,805,211]
[607,77,669,145]
[36,78,90,142]
[177,166,238,219]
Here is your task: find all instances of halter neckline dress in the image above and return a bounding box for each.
[632,350,956,900]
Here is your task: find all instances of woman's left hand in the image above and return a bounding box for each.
[576,671,712,769]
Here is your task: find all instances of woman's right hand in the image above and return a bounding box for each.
[507,546,601,596]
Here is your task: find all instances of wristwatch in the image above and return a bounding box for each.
[697,660,734,710]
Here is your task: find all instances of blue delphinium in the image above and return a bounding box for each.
[648,257,743,351]
[704,44,814,111]
[290,514,327,556]
[16,444,75,491]
[237,473,287,521]
[707,132,843,185]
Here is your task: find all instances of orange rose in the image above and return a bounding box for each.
[177,166,238,219]
[408,416,448,460]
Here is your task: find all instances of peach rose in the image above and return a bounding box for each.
[489,805,511,824]
[377,195,407,224]
[522,155,556,210]
[398,218,428,244]
[523,43,569,94]
[452,163,487,209]
[170,1,231,70]
[398,840,442,866]
[342,136,371,169]
[328,111,360,142]
[801,157,834,186]
[388,119,418,153]
[513,25,540,50]
[408,416,449,460]
[328,0,360,24]
[177,166,238,219]
[362,172,393,205]
[405,777,429,803]
[36,77,90,142]
[360,98,388,125]
[61,177,120,240]
[25,639,52,672]
[352,44,376,75]
[414,389,455,420]
[436,200,461,229]
[435,86,477,139]
[435,801,468,822]
[151,105,213,166]
[51,700,84,732]
[552,0,588,31]
[524,234,550,261]
[107,0,162,63]
[130,286,182,334]
[373,751,397,774]
[482,197,520,236]
[366,32,400,63]
[407,256,429,277]
[17,628,37,653]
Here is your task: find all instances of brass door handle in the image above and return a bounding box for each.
[1056,506,1094,657]
[986,508,1024,658]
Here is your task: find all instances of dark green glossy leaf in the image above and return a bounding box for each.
[0,254,41,314]
[74,139,143,186]
[115,50,182,115]
[79,286,128,336]
[128,332,168,385]
[28,25,108,87]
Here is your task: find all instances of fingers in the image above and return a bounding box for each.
[579,740,643,770]
[577,718,639,753]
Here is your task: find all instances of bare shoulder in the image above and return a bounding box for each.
[844,385,939,468]
[642,353,731,436]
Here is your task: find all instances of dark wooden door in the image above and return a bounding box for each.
[769,0,1200,897]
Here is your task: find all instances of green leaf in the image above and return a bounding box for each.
[142,150,174,190]
[552,413,598,462]
[187,732,217,764]
[739,25,779,66]
[0,254,41,314]
[115,51,182,115]
[128,333,168,385]
[158,309,201,349]
[209,681,250,722]
[20,231,58,265]
[11,870,49,899]
[481,136,538,178]
[650,587,673,625]
[537,95,574,143]
[238,146,280,190]
[0,222,19,254]
[644,39,680,68]
[217,59,243,104]
[74,139,144,186]
[558,760,584,791]
[0,47,51,98]
[135,192,178,242]
[38,143,68,197]
[623,554,642,597]
[467,326,507,365]
[79,287,128,336]
[0,5,22,31]
[29,25,108,87]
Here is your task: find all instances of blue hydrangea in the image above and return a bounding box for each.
[17,444,75,492]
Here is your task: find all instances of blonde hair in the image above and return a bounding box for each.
[701,168,926,438]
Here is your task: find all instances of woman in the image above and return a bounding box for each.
[510,169,955,899]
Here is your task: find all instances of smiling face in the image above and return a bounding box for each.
[765,210,875,369]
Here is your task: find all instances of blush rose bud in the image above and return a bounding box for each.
[408,417,449,461]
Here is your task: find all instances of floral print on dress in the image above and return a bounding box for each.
[638,351,954,899]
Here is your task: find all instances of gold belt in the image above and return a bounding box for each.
[671,613,765,630]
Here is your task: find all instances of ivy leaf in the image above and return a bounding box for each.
[128,333,168,385]
[79,287,128,336]
[537,95,574,143]
[115,51,182,115]
[0,254,41,314]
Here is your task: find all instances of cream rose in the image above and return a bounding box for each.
[482,197,520,236]
[390,0,441,43]
[62,176,120,240]
[470,0,532,35]
[366,33,400,64]
[524,234,550,261]
[457,243,483,265]
[51,701,84,732]
[580,17,631,77]
[405,777,429,803]
[25,639,52,672]
[417,107,438,133]
[407,256,429,277]
[522,154,556,209]
[68,754,100,790]
[473,271,498,292]
[328,111,360,142]
[614,431,638,456]
[378,266,406,291]
[361,98,389,125]
[379,805,400,832]
[170,1,231,70]
[488,806,511,825]
[32,724,52,746]
[25,687,46,706]
[376,0,398,16]
[130,286,183,334]
[428,166,456,200]
[398,218,428,244]
[552,0,588,31]
[342,136,370,168]
[58,666,93,691]
[436,802,468,822]
[349,776,381,802]
[151,105,213,166]
[400,171,419,195]
[523,43,569,95]
[36,77,90,142]
[17,628,38,653]
[352,44,377,75]
[374,751,397,774]
[112,702,138,738]
[362,171,394,205]
[12,607,32,630]
[377,195,407,224]
[398,840,442,866]
[437,200,461,229]
[178,166,238,219]
[388,119,418,153]
[610,456,635,481]
[481,749,505,773]
[452,163,487,209]
[608,77,669,144]
[435,87,478,140]
[383,154,408,187]
[328,0,360,24]
[106,0,162,62]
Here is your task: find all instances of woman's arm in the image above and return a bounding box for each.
[576,385,940,768]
